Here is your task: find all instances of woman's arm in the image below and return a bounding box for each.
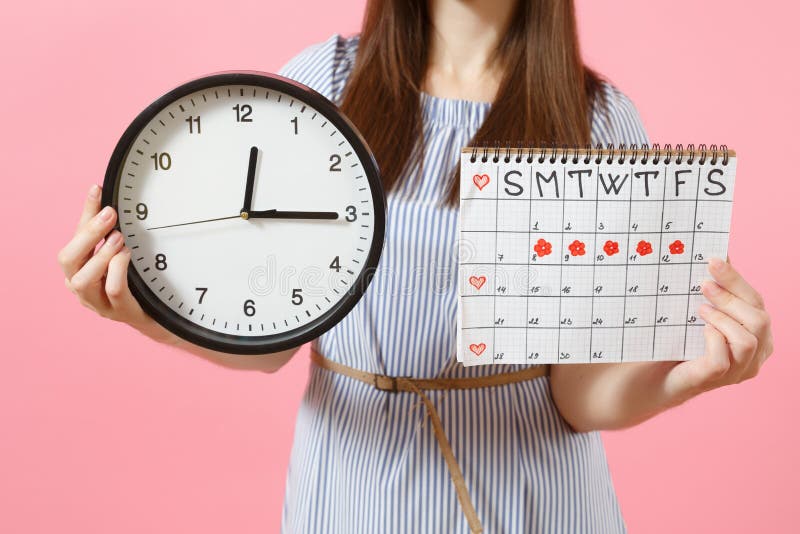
[163,332,298,373]
[550,258,774,432]
[58,184,300,373]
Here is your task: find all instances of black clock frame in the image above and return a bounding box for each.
[102,72,386,355]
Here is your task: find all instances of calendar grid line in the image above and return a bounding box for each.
[462,229,731,235]
[684,166,704,356]
[618,165,635,361]
[462,324,710,330]
[555,166,566,360]
[492,164,499,362]
[461,197,733,203]
[463,261,714,267]
[524,165,532,361]
[463,292,702,299]
[651,162,669,359]
[588,162,600,359]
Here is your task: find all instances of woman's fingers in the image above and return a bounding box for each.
[78,184,103,228]
[58,205,117,279]
[68,230,125,311]
[701,280,770,334]
[105,247,146,322]
[698,303,758,379]
[708,258,765,310]
[666,323,730,398]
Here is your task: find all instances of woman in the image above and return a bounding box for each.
[58,0,773,532]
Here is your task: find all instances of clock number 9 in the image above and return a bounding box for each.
[243,299,256,316]
[345,205,357,222]
[135,203,148,220]
[232,104,253,122]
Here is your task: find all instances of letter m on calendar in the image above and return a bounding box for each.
[457,147,737,366]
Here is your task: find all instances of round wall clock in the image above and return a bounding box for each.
[102,72,385,355]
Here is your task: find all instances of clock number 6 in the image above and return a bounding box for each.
[243,299,256,317]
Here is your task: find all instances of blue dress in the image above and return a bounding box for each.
[277,33,649,533]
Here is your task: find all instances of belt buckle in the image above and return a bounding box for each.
[374,374,399,392]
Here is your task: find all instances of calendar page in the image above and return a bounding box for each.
[457,148,737,365]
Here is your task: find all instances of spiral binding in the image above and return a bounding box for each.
[468,143,731,166]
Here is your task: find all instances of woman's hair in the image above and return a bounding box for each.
[339,0,603,205]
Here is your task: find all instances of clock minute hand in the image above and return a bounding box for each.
[248,209,339,220]
[240,146,259,216]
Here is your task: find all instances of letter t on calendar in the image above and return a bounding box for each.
[457,147,737,366]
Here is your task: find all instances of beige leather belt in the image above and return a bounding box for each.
[310,349,550,534]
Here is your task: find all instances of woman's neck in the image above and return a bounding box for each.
[423,0,516,102]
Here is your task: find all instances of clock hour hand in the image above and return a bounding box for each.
[248,209,339,220]
[240,146,259,217]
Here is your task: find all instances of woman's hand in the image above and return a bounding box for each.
[663,257,774,404]
[57,184,300,372]
[57,184,175,344]
[550,257,774,432]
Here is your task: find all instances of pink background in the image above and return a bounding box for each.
[2,1,798,532]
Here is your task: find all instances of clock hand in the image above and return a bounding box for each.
[240,146,259,217]
[146,215,242,230]
[248,209,339,220]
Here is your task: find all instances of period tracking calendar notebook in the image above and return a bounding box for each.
[457,145,737,366]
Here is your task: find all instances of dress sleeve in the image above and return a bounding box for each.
[590,81,650,146]
[276,33,359,105]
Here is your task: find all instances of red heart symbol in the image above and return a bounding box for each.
[469,275,486,290]
[469,343,486,356]
[472,174,490,191]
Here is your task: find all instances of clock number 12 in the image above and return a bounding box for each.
[232,104,252,122]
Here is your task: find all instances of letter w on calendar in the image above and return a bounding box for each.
[457,147,737,366]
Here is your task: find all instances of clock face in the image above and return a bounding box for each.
[102,73,385,354]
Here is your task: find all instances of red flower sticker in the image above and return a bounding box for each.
[669,239,685,255]
[568,240,586,256]
[533,238,552,257]
[636,240,653,256]
[603,240,620,256]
